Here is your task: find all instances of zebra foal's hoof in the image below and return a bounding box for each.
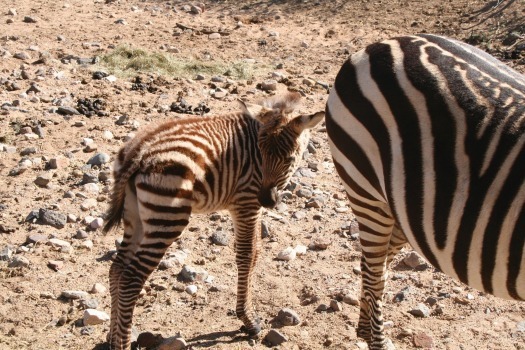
[240,321,262,337]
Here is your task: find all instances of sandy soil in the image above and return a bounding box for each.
[0,1,524,349]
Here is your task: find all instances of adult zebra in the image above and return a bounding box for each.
[104,92,324,350]
[325,34,525,349]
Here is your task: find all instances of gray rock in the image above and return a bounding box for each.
[342,294,359,306]
[208,33,221,40]
[210,231,229,246]
[179,265,208,282]
[260,79,277,91]
[185,285,198,295]
[296,188,312,198]
[79,298,99,310]
[403,251,427,269]
[57,106,80,115]
[61,290,89,300]
[26,234,48,244]
[87,153,110,165]
[14,52,30,60]
[409,303,430,318]
[275,308,301,326]
[8,255,30,268]
[83,309,109,325]
[265,329,288,346]
[39,208,67,228]
[23,16,38,23]
[34,172,53,187]
[20,147,37,156]
[261,220,270,239]
[0,246,14,261]
[330,299,343,312]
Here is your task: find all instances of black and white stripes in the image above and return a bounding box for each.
[326,34,525,349]
[104,92,324,350]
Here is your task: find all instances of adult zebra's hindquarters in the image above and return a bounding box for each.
[104,92,324,350]
[326,34,525,349]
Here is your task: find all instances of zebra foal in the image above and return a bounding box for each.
[326,34,525,349]
[103,92,324,350]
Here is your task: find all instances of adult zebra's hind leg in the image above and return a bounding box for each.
[353,203,396,350]
[109,175,192,350]
[229,204,263,336]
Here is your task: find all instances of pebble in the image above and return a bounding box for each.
[14,52,30,60]
[413,331,434,348]
[39,208,67,228]
[26,234,48,244]
[61,290,89,300]
[8,8,17,16]
[185,285,198,295]
[48,260,64,271]
[210,231,229,246]
[260,79,278,91]
[309,237,331,250]
[48,156,70,169]
[261,220,270,238]
[90,217,104,229]
[90,283,107,294]
[409,303,430,318]
[265,329,288,346]
[84,143,98,152]
[23,16,38,23]
[158,337,187,350]
[342,294,359,306]
[34,172,53,187]
[83,309,110,325]
[57,106,80,115]
[87,153,110,165]
[330,300,343,311]
[294,244,307,255]
[8,255,30,268]
[277,247,296,261]
[275,308,301,326]
[208,33,221,40]
[179,265,208,282]
[81,198,98,211]
[296,188,312,198]
[403,251,427,269]
[48,238,71,250]
[0,246,14,261]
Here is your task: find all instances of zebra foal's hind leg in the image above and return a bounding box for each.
[229,204,263,336]
[353,203,396,350]
[109,174,192,350]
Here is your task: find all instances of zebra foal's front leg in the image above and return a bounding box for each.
[230,205,263,336]
[109,176,192,350]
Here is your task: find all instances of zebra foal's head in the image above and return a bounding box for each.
[241,92,325,209]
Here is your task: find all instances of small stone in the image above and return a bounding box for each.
[48,238,71,250]
[23,16,38,23]
[8,255,30,268]
[137,332,163,349]
[14,52,30,60]
[87,153,110,165]
[409,303,430,318]
[261,220,270,238]
[83,309,110,326]
[39,208,67,228]
[179,265,208,282]
[8,8,17,16]
[277,247,296,261]
[413,331,434,348]
[294,245,308,255]
[309,237,331,250]
[342,294,359,306]
[48,260,64,271]
[208,33,221,40]
[81,198,98,211]
[61,290,89,300]
[316,304,329,312]
[26,234,48,244]
[330,299,343,312]
[185,285,198,295]
[80,240,94,250]
[0,246,14,261]
[403,251,427,269]
[57,106,80,116]
[265,329,288,346]
[158,337,187,350]
[90,283,107,294]
[296,188,312,198]
[48,156,70,169]
[260,79,277,91]
[210,231,229,246]
[84,143,98,152]
[275,308,301,326]
[89,217,104,229]
[34,172,53,187]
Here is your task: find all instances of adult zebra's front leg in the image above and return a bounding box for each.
[354,205,395,350]
[109,175,192,350]
[230,204,263,336]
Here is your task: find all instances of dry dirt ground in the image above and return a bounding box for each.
[1,1,525,350]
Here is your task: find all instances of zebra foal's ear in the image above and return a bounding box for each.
[290,111,325,133]
[239,100,273,123]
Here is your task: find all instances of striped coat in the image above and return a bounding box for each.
[326,34,525,349]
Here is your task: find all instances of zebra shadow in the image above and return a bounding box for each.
[186,328,254,348]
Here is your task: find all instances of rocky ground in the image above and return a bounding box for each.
[1,1,524,349]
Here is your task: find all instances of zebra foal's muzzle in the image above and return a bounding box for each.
[258,186,279,209]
